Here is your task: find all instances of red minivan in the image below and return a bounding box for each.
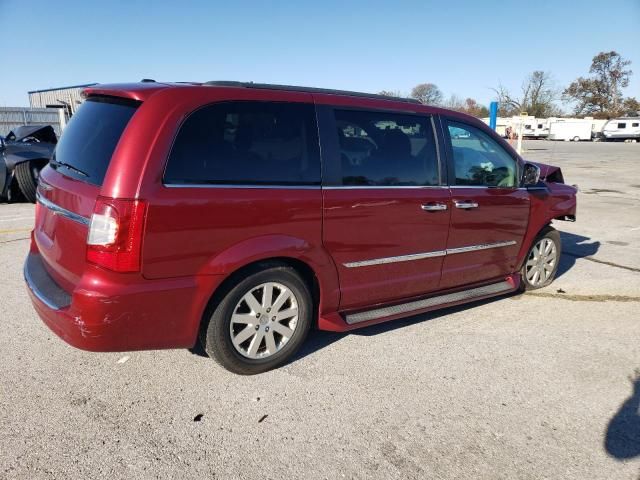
[24,81,577,374]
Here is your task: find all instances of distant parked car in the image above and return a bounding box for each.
[602,118,640,141]
[0,125,57,202]
[24,81,577,374]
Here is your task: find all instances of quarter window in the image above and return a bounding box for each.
[165,102,320,185]
[446,121,517,188]
[632,123,639,128]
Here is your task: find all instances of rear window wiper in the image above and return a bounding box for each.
[50,158,89,177]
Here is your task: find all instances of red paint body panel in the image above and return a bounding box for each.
[323,188,450,309]
[35,168,99,291]
[440,187,530,288]
[24,82,578,351]
[27,253,223,351]
[516,182,577,269]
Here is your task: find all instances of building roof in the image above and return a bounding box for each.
[28,83,98,94]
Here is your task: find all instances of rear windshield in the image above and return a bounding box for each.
[51,96,139,185]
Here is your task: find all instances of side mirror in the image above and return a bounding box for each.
[522,163,541,186]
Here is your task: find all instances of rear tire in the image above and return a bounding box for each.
[202,266,312,375]
[521,227,561,290]
[15,160,42,203]
[572,136,580,142]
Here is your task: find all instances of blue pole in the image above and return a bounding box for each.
[489,101,498,131]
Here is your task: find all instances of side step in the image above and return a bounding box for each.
[345,280,514,325]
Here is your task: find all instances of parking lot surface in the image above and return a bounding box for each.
[1,141,639,479]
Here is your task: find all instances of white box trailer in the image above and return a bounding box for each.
[602,118,640,141]
[548,120,592,141]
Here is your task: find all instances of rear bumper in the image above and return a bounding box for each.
[24,251,222,352]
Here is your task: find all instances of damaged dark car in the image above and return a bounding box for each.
[0,125,57,203]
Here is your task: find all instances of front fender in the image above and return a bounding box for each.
[517,183,577,269]
[202,234,341,314]
[3,143,54,171]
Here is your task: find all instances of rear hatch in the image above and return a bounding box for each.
[34,96,139,291]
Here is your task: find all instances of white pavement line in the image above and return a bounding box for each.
[0,216,35,223]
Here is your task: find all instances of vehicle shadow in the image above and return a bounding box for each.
[291,295,508,363]
[605,370,640,460]
[556,231,601,279]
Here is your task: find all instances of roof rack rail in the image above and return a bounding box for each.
[203,81,421,104]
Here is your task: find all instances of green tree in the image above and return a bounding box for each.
[563,51,633,117]
[461,98,490,117]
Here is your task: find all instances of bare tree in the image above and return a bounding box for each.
[410,83,443,105]
[442,94,464,110]
[377,90,403,98]
[563,51,633,117]
[440,95,489,117]
[493,71,559,117]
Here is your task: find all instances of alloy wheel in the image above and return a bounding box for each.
[229,282,299,359]
[525,238,557,286]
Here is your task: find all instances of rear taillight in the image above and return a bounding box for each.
[86,197,147,272]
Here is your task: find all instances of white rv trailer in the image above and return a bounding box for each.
[589,119,608,139]
[548,120,592,141]
[481,117,511,137]
[602,118,640,141]
[522,118,550,138]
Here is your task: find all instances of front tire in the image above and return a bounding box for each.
[202,266,312,375]
[521,227,561,290]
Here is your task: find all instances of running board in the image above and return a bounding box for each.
[344,280,514,325]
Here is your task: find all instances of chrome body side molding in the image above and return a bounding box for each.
[343,250,446,268]
[343,240,517,268]
[345,280,513,324]
[446,240,517,255]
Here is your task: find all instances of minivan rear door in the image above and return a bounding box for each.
[318,105,451,311]
[34,97,139,290]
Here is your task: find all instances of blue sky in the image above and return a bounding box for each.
[1,0,638,107]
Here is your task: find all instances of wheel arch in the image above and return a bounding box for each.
[516,221,556,271]
[197,242,341,344]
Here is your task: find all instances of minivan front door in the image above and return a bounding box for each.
[440,118,530,288]
[319,106,450,311]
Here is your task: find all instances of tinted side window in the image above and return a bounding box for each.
[165,102,320,185]
[334,109,439,186]
[446,121,517,188]
[618,123,627,128]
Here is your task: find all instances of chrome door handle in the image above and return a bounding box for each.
[454,200,479,209]
[421,203,447,211]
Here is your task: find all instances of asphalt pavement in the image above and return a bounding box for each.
[1,140,639,479]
